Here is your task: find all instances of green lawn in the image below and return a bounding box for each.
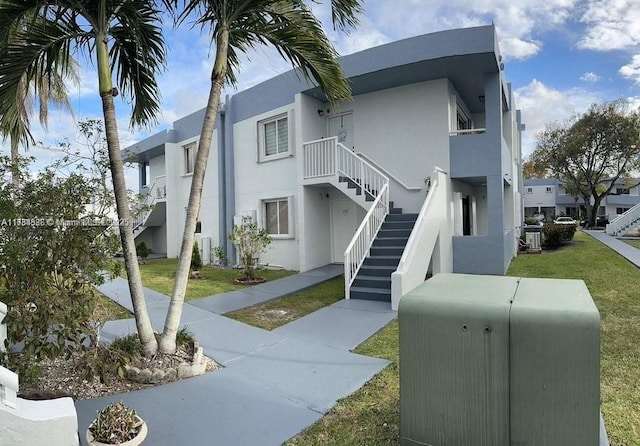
[227,277,345,330]
[623,239,640,250]
[287,232,640,446]
[135,258,296,300]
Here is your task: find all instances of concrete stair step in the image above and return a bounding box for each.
[370,246,404,256]
[363,256,401,267]
[386,213,418,221]
[350,287,391,302]
[358,265,397,277]
[377,228,412,238]
[381,220,415,230]
[351,275,391,289]
[372,237,409,247]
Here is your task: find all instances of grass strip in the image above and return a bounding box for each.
[135,258,295,300]
[227,276,345,330]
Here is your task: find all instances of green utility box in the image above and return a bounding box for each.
[399,274,600,446]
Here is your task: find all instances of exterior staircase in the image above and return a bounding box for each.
[350,202,418,302]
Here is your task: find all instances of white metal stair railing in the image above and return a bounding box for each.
[344,183,390,298]
[132,175,167,231]
[303,137,391,298]
[606,202,640,235]
[303,137,389,199]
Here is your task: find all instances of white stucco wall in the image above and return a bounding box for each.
[148,155,165,184]
[233,104,300,270]
[165,134,219,258]
[344,79,450,213]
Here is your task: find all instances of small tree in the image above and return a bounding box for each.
[228,217,272,281]
[191,241,203,271]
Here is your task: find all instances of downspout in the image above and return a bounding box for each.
[224,94,236,262]
[217,101,227,261]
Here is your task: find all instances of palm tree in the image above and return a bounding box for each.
[0,0,168,355]
[158,0,360,353]
[0,10,78,186]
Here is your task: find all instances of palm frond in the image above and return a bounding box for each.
[108,1,167,128]
[328,0,362,31]
[242,0,352,104]
[0,0,80,144]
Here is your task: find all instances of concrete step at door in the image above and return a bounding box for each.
[350,286,391,302]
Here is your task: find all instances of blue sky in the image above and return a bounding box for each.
[5,0,640,177]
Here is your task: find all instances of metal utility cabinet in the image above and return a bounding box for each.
[399,274,600,446]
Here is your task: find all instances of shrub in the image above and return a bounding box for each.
[191,241,203,271]
[136,241,150,259]
[213,246,228,267]
[542,223,577,249]
[524,217,540,225]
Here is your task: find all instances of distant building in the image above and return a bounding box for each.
[524,178,640,221]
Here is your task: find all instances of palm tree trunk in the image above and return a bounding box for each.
[97,36,158,356]
[159,27,230,354]
[10,135,18,187]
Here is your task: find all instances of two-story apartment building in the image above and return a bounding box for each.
[524,178,640,222]
[126,25,524,310]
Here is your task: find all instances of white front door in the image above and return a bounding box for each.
[331,199,358,263]
[328,112,354,150]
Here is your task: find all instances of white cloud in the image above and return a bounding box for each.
[514,79,601,157]
[499,37,542,60]
[359,0,580,61]
[332,19,389,55]
[619,55,640,85]
[579,0,640,51]
[580,72,602,82]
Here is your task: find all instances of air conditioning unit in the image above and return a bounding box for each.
[525,231,541,250]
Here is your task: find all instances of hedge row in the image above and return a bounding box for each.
[542,223,577,249]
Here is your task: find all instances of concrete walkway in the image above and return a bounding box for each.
[77,265,396,445]
[585,230,640,267]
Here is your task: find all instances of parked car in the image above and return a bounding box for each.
[553,216,577,225]
[596,215,609,226]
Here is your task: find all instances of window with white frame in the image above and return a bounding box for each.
[545,187,553,193]
[526,187,532,194]
[259,114,289,160]
[264,198,290,236]
[184,142,196,174]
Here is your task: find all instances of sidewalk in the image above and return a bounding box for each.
[77,265,396,445]
[585,230,640,267]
